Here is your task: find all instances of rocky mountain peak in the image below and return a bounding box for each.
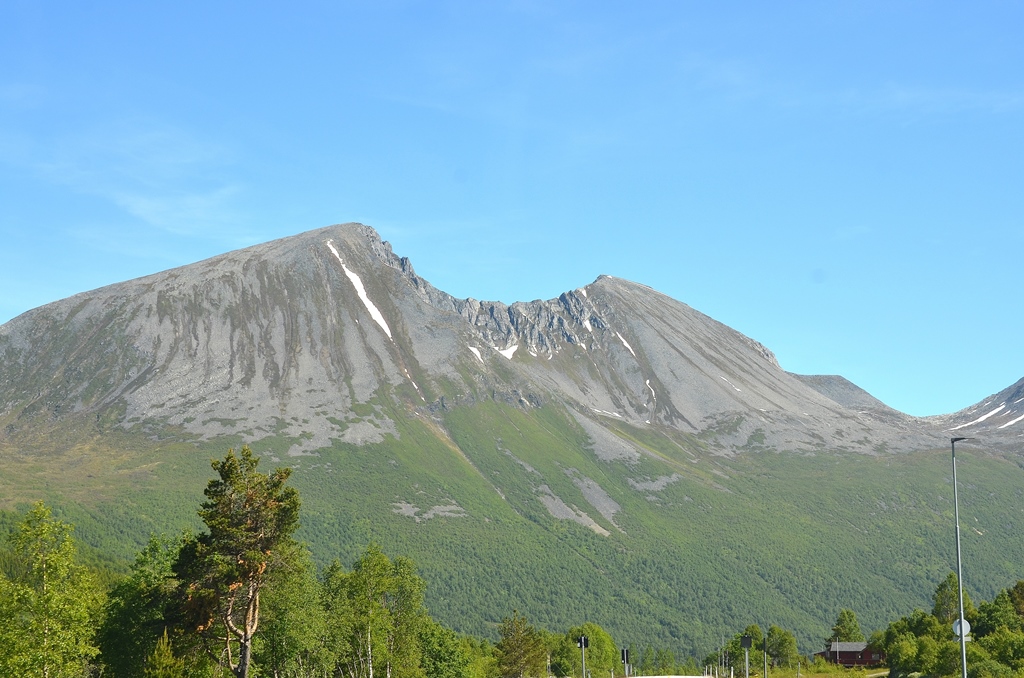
[1,223,1020,459]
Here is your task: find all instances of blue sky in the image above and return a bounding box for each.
[1,1,1021,416]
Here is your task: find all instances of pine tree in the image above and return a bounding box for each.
[932,572,975,625]
[173,446,301,678]
[496,610,546,678]
[145,629,186,678]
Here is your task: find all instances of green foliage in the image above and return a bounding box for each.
[654,647,677,674]
[551,622,616,677]
[830,609,865,643]
[145,629,186,678]
[934,571,976,625]
[173,446,301,678]
[766,625,800,668]
[9,474,1024,678]
[967,656,1016,678]
[252,544,331,676]
[1009,582,1024,619]
[977,625,1024,670]
[496,610,546,678]
[638,645,656,676]
[323,543,431,678]
[704,625,773,676]
[321,559,356,671]
[0,502,104,678]
[420,618,472,678]
[975,591,1023,637]
[98,533,187,677]
[461,635,499,678]
[876,577,1024,678]
[10,401,1024,661]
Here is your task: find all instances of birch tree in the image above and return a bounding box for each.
[0,501,102,678]
[831,609,865,642]
[325,544,429,678]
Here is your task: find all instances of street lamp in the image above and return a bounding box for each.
[578,635,589,678]
[951,437,973,678]
[741,635,751,678]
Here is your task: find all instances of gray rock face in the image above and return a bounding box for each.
[1,223,1019,454]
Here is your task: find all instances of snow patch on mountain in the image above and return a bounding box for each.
[950,404,1005,430]
[326,240,393,339]
[617,332,636,358]
[998,412,1024,429]
[720,376,742,392]
[645,379,657,423]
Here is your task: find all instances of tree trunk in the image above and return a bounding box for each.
[368,627,374,678]
[235,634,253,678]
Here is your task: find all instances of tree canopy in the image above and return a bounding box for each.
[496,610,547,678]
[831,609,865,643]
[873,574,1024,678]
[0,502,103,678]
[8,448,1024,678]
[174,446,301,678]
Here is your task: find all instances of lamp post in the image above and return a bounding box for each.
[763,633,768,678]
[578,635,588,678]
[951,437,972,678]
[741,635,751,678]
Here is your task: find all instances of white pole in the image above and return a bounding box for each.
[952,438,970,678]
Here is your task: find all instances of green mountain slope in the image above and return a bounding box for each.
[4,397,1022,658]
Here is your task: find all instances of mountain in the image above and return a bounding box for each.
[1,223,1022,657]
[0,223,952,453]
[928,376,1024,438]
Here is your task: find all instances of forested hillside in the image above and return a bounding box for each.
[4,401,1024,659]
[3,447,1024,678]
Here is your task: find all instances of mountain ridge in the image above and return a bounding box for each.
[2,222,1023,657]
[6,222,1004,457]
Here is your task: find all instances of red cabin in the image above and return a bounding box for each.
[814,641,885,667]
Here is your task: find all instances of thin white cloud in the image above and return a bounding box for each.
[108,184,243,236]
[18,120,249,239]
